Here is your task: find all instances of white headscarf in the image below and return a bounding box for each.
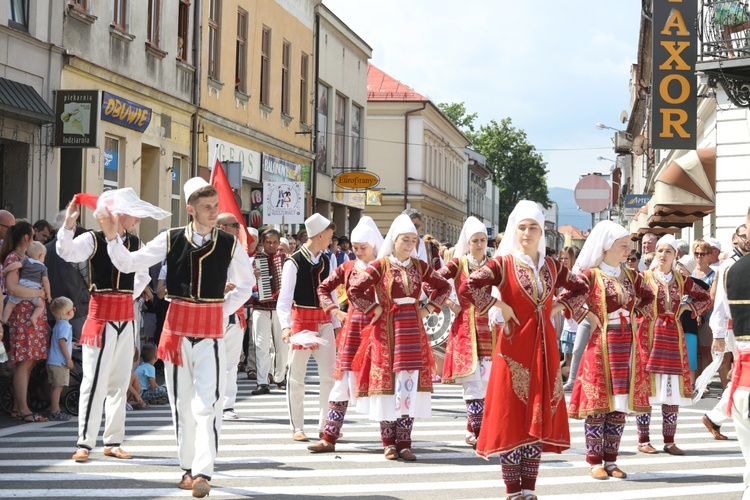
[93,187,171,220]
[651,234,679,270]
[575,220,630,272]
[378,214,418,259]
[350,216,384,256]
[496,200,546,258]
[453,216,487,258]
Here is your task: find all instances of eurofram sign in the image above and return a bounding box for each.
[652,0,697,150]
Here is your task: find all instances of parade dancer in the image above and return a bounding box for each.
[464,201,588,500]
[348,214,452,462]
[634,235,712,455]
[568,221,654,480]
[58,188,169,463]
[99,178,253,498]
[307,216,384,453]
[277,214,338,442]
[436,216,497,448]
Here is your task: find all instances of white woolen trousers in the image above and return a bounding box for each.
[286,323,335,433]
[252,309,287,384]
[77,321,136,450]
[707,380,733,426]
[165,337,225,480]
[222,321,244,410]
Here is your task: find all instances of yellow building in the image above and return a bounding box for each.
[198,0,317,229]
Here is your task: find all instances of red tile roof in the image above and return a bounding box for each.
[367,63,428,102]
[558,225,588,240]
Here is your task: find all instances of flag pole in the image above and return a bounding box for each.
[208,143,219,183]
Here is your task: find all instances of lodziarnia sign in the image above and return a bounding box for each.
[652,0,697,150]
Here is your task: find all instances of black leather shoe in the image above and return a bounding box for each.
[251,384,270,395]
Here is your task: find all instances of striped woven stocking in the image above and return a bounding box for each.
[466,399,484,437]
[499,447,523,495]
[395,417,414,451]
[321,400,348,444]
[603,411,627,462]
[520,443,542,491]
[636,412,651,444]
[584,414,606,465]
[380,420,396,447]
[662,404,679,444]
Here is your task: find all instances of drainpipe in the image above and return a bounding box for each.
[311,12,320,214]
[403,103,426,209]
[190,0,202,177]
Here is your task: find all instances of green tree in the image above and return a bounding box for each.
[437,102,478,134]
[473,118,551,226]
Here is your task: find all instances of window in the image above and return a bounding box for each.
[260,27,271,106]
[235,9,248,93]
[147,0,161,47]
[316,84,329,172]
[300,53,309,124]
[334,94,346,170]
[208,0,221,80]
[103,137,121,190]
[112,0,128,30]
[69,0,88,9]
[281,41,291,115]
[351,104,361,169]
[171,157,183,227]
[177,0,190,62]
[9,0,29,29]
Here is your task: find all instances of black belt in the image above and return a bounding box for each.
[185,337,205,346]
[228,314,237,325]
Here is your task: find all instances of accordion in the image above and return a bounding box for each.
[255,253,286,302]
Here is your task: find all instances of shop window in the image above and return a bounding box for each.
[177,0,190,62]
[112,0,128,31]
[334,94,346,170]
[103,136,121,190]
[281,41,291,116]
[260,26,271,106]
[147,0,161,47]
[208,0,221,80]
[9,0,29,30]
[300,53,309,124]
[171,157,183,227]
[235,9,248,93]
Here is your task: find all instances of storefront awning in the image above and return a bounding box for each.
[0,77,54,124]
[647,147,716,228]
[632,206,680,239]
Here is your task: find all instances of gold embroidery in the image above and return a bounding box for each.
[503,354,530,404]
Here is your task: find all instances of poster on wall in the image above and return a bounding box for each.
[54,90,99,148]
[316,86,328,171]
[250,189,263,227]
[263,181,305,224]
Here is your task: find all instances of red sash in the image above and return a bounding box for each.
[80,292,135,348]
[158,300,224,366]
[290,306,330,351]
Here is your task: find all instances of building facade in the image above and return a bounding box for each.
[0,1,63,221]
[365,64,470,244]
[313,3,372,235]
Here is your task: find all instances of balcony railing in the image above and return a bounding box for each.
[700,1,750,60]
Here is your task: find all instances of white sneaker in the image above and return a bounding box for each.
[222,410,240,420]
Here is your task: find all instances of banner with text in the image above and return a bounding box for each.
[652,0,697,150]
[263,181,305,224]
[208,136,261,183]
[54,90,99,148]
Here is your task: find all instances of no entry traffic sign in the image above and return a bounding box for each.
[574,175,611,213]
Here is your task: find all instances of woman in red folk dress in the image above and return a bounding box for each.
[567,220,655,480]
[436,216,498,448]
[465,201,589,500]
[348,214,452,462]
[634,235,712,456]
[309,216,384,453]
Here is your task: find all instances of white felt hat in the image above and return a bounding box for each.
[247,227,258,239]
[705,236,722,251]
[305,213,331,238]
[184,177,210,202]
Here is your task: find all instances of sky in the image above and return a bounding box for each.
[322,0,642,191]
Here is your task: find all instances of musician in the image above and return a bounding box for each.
[98,177,253,498]
[217,213,249,418]
[278,214,338,442]
[252,228,286,395]
[58,188,169,463]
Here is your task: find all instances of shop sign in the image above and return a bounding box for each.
[54,90,99,148]
[262,153,302,183]
[208,136,261,183]
[652,0,697,150]
[101,92,152,132]
[333,171,380,190]
[263,181,305,224]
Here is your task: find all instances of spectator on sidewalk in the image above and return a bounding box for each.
[47,296,76,421]
[135,343,167,405]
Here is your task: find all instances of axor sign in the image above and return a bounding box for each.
[652,0,697,150]
[333,171,380,190]
[574,175,611,214]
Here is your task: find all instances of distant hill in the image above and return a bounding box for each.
[549,187,592,231]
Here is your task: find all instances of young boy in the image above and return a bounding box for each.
[134,342,167,404]
[47,297,75,421]
[2,241,51,325]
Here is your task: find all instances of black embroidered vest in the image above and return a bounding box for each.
[88,230,139,293]
[727,253,750,335]
[289,247,330,308]
[165,226,236,302]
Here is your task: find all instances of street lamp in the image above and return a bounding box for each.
[595,123,622,132]
[596,156,616,163]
